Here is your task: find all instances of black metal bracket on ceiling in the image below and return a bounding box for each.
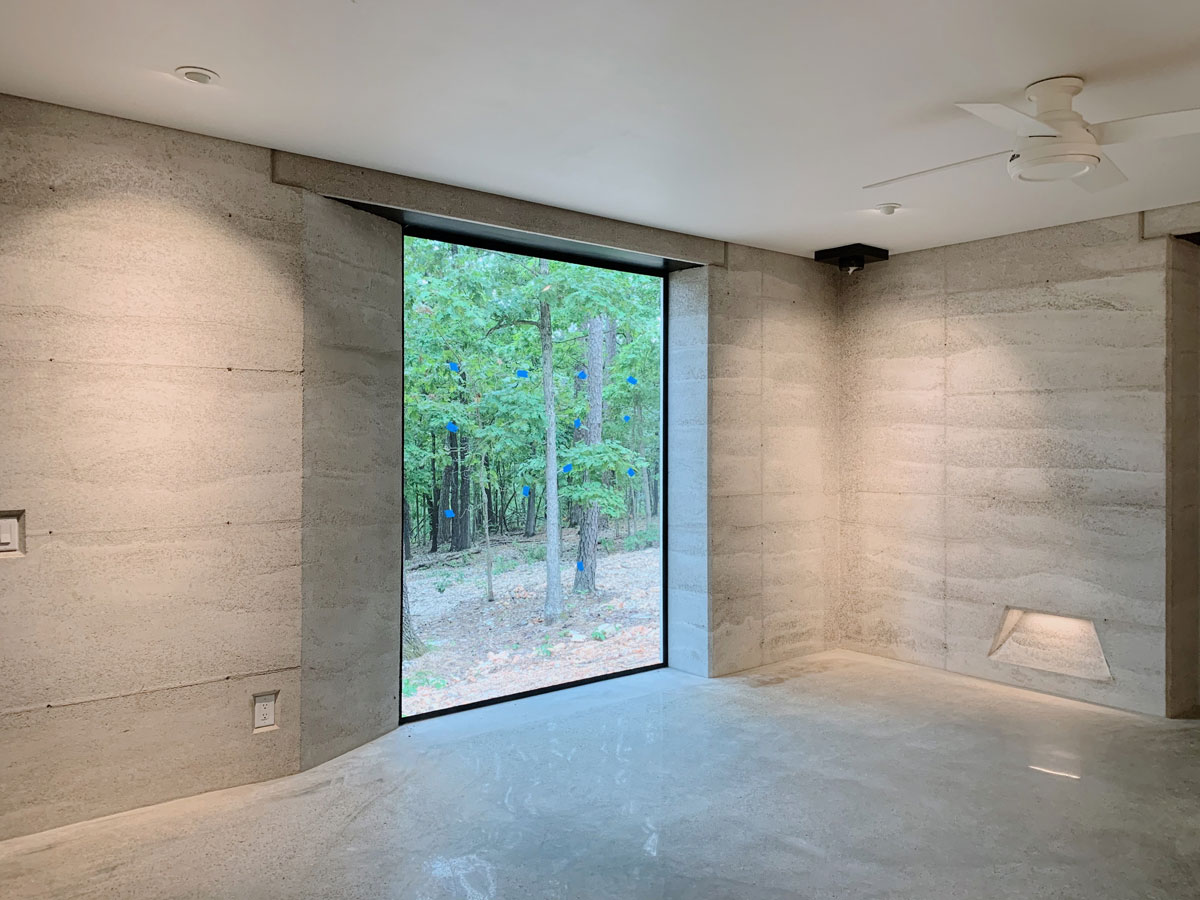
[814,243,889,274]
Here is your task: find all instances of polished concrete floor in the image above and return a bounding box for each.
[2,650,1199,899]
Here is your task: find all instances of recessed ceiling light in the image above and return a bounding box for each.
[874,202,902,216]
[174,66,220,86]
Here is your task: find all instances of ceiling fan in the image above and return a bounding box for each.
[865,76,1200,192]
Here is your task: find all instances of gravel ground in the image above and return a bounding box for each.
[402,540,662,716]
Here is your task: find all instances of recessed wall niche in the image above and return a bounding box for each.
[988,608,1113,682]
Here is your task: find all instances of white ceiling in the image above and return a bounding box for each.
[2,0,1199,255]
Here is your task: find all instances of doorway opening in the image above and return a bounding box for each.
[401,235,666,720]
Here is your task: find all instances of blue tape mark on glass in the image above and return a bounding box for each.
[562,463,573,473]
[577,370,587,380]
[623,415,631,422]
[574,418,581,429]
[446,421,458,433]
[576,561,584,572]
[626,376,637,385]
[627,468,636,477]
[448,362,460,372]
[444,509,455,518]
[516,369,529,378]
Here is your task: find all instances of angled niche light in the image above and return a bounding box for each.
[988,608,1112,682]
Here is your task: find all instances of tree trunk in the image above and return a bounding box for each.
[402,497,413,561]
[429,491,439,552]
[450,433,471,551]
[600,318,619,540]
[600,467,614,543]
[539,291,564,623]
[438,465,453,548]
[641,466,653,537]
[524,482,537,537]
[574,315,605,593]
[484,456,497,536]
[401,564,425,660]
[635,410,654,533]
[650,458,659,518]
[429,432,441,553]
[479,457,495,602]
[499,477,513,534]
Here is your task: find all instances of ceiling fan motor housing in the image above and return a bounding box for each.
[1007,76,1101,182]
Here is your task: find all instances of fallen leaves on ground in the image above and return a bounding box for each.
[402,543,661,716]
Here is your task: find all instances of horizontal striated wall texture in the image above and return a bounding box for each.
[0,94,305,838]
[834,215,1176,714]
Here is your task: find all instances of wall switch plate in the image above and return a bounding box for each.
[0,511,24,556]
[253,692,277,731]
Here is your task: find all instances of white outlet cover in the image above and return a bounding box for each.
[253,693,276,730]
[0,516,21,553]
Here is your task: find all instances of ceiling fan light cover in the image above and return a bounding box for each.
[1007,146,1099,182]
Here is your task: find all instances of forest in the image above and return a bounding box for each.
[402,237,664,713]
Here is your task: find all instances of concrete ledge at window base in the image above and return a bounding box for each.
[1142,202,1200,240]
[271,151,725,267]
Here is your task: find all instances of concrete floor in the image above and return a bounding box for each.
[2,651,1199,899]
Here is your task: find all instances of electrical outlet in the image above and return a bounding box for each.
[0,511,24,556]
[253,692,277,731]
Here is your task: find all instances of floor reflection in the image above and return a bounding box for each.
[3,652,1199,900]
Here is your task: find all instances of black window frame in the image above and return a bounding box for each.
[397,219,672,725]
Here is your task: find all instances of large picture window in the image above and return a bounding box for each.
[401,236,665,719]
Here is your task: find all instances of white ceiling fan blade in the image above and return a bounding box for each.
[863,150,1009,190]
[956,102,1061,137]
[1091,108,1200,146]
[1073,154,1128,193]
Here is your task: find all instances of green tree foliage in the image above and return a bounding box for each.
[559,441,644,517]
[403,238,661,619]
